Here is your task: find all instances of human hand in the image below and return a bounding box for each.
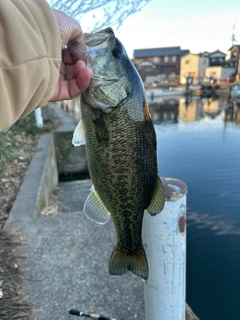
[50,10,92,101]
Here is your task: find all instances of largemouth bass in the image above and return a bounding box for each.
[71,28,165,280]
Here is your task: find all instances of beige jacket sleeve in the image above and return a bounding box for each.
[0,0,61,132]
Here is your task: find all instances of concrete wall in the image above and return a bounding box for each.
[4,134,58,227]
[198,55,209,78]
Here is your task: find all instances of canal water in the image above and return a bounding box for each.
[64,95,240,319]
[151,96,240,320]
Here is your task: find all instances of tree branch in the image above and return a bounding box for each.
[48,0,151,31]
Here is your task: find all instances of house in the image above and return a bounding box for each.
[133,46,189,82]
[208,50,226,66]
[180,53,209,84]
[226,44,240,76]
[205,66,235,81]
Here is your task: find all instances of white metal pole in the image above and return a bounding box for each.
[34,108,43,128]
[142,177,187,320]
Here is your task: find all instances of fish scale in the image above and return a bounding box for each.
[71,28,165,279]
[82,99,157,261]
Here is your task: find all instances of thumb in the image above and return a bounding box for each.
[53,9,83,49]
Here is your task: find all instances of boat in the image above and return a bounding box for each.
[146,85,202,99]
[230,85,240,99]
[146,87,186,99]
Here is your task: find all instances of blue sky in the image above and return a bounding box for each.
[49,0,240,59]
[111,0,240,58]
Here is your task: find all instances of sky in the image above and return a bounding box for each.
[80,0,240,59]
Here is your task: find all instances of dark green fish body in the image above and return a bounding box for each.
[72,28,165,280]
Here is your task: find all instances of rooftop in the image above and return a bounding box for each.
[228,44,240,50]
[134,47,189,58]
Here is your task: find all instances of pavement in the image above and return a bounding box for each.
[3,105,196,320]
[4,133,144,320]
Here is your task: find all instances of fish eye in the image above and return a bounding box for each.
[112,47,122,58]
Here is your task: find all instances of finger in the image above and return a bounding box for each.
[72,60,90,79]
[62,48,79,65]
[67,37,87,62]
[66,66,92,98]
[75,65,93,93]
[50,65,92,101]
[63,60,91,82]
[53,10,83,49]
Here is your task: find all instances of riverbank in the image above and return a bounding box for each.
[0,106,60,319]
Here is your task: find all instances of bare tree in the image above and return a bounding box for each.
[48,0,151,31]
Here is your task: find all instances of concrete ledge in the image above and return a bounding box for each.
[4,134,58,230]
[49,102,78,133]
[49,103,89,175]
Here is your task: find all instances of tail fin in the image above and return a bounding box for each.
[109,244,148,280]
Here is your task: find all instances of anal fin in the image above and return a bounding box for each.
[146,176,165,215]
[84,186,110,224]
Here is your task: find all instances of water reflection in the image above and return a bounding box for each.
[148,97,179,123]
[188,211,240,236]
[149,95,240,125]
[61,94,240,127]
[224,100,240,123]
[154,105,240,320]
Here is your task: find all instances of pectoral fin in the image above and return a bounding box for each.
[72,119,85,146]
[84,186,111,224]
[146,176,165,215]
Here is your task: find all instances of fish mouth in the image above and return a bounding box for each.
[84,28,114,46]
[67,28,114,62]
[84,28,114,51]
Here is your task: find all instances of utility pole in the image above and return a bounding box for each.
[231,19,237,45]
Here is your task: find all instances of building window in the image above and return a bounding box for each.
[153,57,160,63]
[172,56,176,62]
[185,60,189,65]
[164,56,169,62]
